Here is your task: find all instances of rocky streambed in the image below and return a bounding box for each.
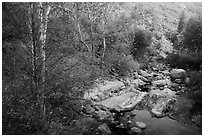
[79,68,202,135]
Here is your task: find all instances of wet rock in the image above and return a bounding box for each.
[151,98,176,118]
[92,105,100,111]
[129,127,142,134]
[160,70,170,76]
[98,123,111,134]
[159,86,165,90]
[139,70,149,78]
[185,77,190,84]
[152,79,166,87]
[91,95,101,102]
[170,83,180,91]
[115,92,148,112]
[130,79,146,89]
[170,69,186,80]
[140,84,152,92]
[151,108,164,118]
[152,79,172,87]
[139,75,149,82]
[133,72,139,79]
[82,105,95,115]
[116,123,126,129]
[174,79,182,84]
[135,121,147,129]
[128,120,147,130]
[154,74,164,81]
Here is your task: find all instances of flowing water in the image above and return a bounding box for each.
[132,110,202,135]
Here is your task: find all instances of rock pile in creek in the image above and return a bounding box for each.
[82,68,188,134]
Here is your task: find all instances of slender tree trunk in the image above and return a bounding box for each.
[86,4,95,60]
[38,2,51,119]
[102,36,106,58]
[75,17,91,52]
[28,3,38,97]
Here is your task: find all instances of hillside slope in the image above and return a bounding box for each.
[123,2,201,33]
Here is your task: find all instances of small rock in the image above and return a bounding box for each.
[135,121,147,130]
[127,120,134,125]
[164,85,168,88]
[91,95,101,102]
[185,77,190,84]
[159,86,165,90]
[174,79,182,84]
[139,75,149,82]
[116,123,125,128]
[151,109,164,118]
[130,127,142,134]
[170,69,186,79]
[160,70,170,76]
[139,70,149,77]
[82,105,95,114]
[133,72,139,79]
[131,79,146,88]
[152,79,167,87]
[92,105,100,111]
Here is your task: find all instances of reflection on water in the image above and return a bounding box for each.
[132,110,202,135]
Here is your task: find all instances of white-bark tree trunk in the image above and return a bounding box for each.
[38,2,51,118]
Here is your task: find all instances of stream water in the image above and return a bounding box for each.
[132,110,202,135]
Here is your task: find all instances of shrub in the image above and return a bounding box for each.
[103,50,139,76]
[117,55,140,76]
[165,53,202,70]
[186,70,202,91]
[179,15,202,53]
[130,28,153,59]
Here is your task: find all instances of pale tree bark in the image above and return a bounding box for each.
[102,19,107,59]
[28,3,38,96]
[85,3,96,60]
[38,2,51,119]
[64,3,91,52]
[100,3,109,59]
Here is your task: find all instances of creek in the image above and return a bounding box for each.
[125,110,201,135]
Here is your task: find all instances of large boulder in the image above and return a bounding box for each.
[150,98,176,118]
[152,79,172,87]
[170,69,186,80]
[130,79,146,89]
[84,80,125,101]
[99,91,147,112]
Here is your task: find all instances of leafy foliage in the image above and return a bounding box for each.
[181,15,202,53]
[130,28,153,60]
